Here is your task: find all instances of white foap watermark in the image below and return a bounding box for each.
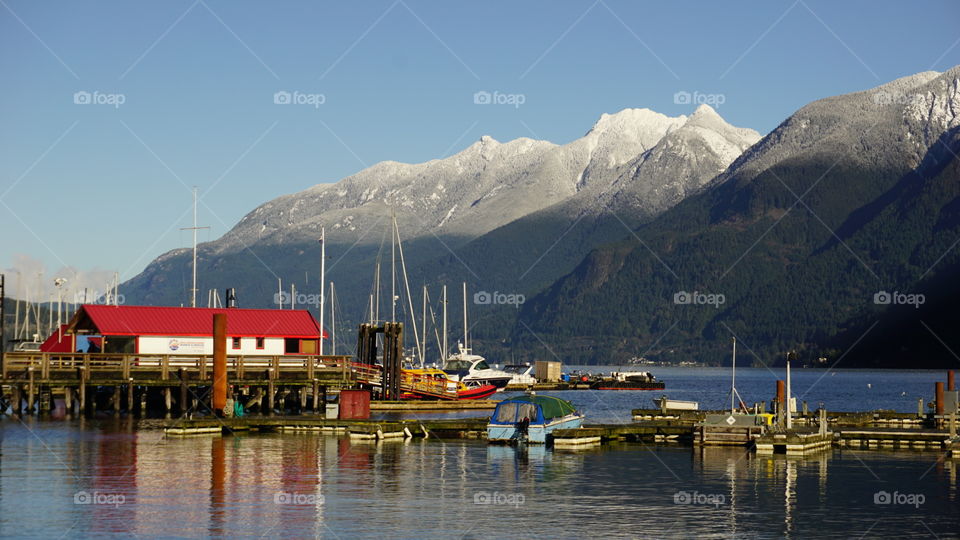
[673,490,725,508]
[274,90,326,108]
[74,291,125,305]
[874,490,924,508]
[274,492,324,505]
[74,490,125,507]
[473,290,525,307]
[872,91,919,106]
[674,290,725,308]
[473,90,525,108]
[274,291,323,307]
[673,90,725,107]
[473,491,525,507]
[873,290,924,309]
[74,91,125,108]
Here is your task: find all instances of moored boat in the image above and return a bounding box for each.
[590,371,665,390]
[402,367,498,400]
[486,394,584,444]
[442,344,513,389]
[652,395,699,410]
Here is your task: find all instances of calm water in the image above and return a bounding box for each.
[1,368,957,539]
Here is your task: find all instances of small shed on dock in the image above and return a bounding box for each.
[65,304,326,355]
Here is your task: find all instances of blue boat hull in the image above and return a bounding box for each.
[487,414,584,444]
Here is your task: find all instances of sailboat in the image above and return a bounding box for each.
[440,283,513,390]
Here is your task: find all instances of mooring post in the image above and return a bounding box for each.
[776,380,785,425]
[212,313,228,417]
[936,382,945,415]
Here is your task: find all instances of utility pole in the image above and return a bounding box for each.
[180,187,209,308]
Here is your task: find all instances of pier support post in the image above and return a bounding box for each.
[299,387,307,414]
[127,382,134,414]
[78,383,86,416]
[140,388,147,416]
[11,385,21,415]
[164,387,172,416]
[950,413,956,438]
[39,387,51,414]
[113,386,121,415]
[312,380,319,413]
[267,381,275,415]
[27,368,35,414]
[64,387,73,415]
[179,368,189,417]
[212,313,227,417]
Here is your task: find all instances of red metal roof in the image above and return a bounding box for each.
[40,325,76,352]
[69,304,326,338]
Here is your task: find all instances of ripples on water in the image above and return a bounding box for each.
[1,417,958,539]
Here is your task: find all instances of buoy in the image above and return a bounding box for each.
[867,383,872,389]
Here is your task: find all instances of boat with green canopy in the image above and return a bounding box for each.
[486,394,584,444]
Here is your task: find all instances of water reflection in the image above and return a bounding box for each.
[2,421,958,538]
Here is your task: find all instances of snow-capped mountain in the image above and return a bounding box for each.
[212,105,754,254]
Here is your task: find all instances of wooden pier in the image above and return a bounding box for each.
[0,351,355,416]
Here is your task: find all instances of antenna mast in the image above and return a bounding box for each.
[180,187,209,308]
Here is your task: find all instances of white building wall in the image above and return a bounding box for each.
[137,336,286,355]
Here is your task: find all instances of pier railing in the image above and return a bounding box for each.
[1,352,354,384]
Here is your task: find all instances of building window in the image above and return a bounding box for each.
[232,337,241,349]
[256,337,265,349]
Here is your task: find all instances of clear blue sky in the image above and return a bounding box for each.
[1,0,958,298]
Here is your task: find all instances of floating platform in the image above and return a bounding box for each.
[755,430,833,455]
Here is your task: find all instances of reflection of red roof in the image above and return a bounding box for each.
[68,305,326,338]
[41,325,75,352]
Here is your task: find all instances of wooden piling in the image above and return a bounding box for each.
[267,381,275,415]
[949,370,956,392]
[78,383,86,416]
[212,313,227,416]
[27,368,35,414]
[11,385,21,415]
[113,385,121,415]
[312,380,319,413]
[164,387,172,415]
[64,387,73,414]
[127,382,134,414]
[299,387,307,413]
[178,368,189,416]
[936,381,945,416]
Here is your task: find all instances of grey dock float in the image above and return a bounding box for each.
[755,430,834,455]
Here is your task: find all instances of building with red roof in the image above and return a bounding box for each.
[66,304,326,356]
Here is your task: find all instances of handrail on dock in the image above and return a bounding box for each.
[0,351,354,383]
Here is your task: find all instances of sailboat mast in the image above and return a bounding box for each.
[319,226,325,356]
[462,282,468,351]
[442,285,448,361]
[421,285,427,367]
[330,282,336,355]
[179,187,208,308]
[731,337,737,414]
[390,212,396,323]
